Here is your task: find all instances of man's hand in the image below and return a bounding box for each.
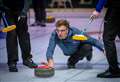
[41,59,54,68]
[91,10,101,19]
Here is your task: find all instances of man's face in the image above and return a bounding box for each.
[56,25,68,39]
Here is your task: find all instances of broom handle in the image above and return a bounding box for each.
[82,15,94,32]
[1,13,9,26]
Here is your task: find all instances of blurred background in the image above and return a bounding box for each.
[42,0,97,8]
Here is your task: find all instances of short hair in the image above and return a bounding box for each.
[55,19,70,28]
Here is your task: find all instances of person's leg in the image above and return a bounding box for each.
[31,0,46,27]
[33,0,41,23]
[67,52,84,68]
[17,15,37,68]
[67,44,92,68]
[30,0,41,26]
[39,0,46,22]
[103,21,119,71]
[85,44,93,61]
[97,19,120,78]
[5,13,18,72]
[38,0,46,27]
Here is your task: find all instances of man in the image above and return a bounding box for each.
[92,0,120,78]
[30,0,46,27]
[44,19,104,68]
[0,0,37,72]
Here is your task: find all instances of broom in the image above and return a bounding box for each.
[0,13,16,32]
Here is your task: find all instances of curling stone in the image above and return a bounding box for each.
[46,16,55,23]
[34,65,55,77]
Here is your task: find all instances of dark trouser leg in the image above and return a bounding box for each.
[6,30,18,65]
[103,20,119,71]
[39,0,46,22]
[33,0,46,22]
[17,17,32,61]
[5,13,18,65]
[67,44,92,65]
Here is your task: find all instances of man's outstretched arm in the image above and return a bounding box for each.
[46,32,56,68]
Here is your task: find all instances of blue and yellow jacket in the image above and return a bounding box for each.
[46,27,104,60]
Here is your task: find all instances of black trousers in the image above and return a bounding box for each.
[67,44,92,65]
[6,11,32,65]
[103,15,120,71]
[32,0,46,22]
